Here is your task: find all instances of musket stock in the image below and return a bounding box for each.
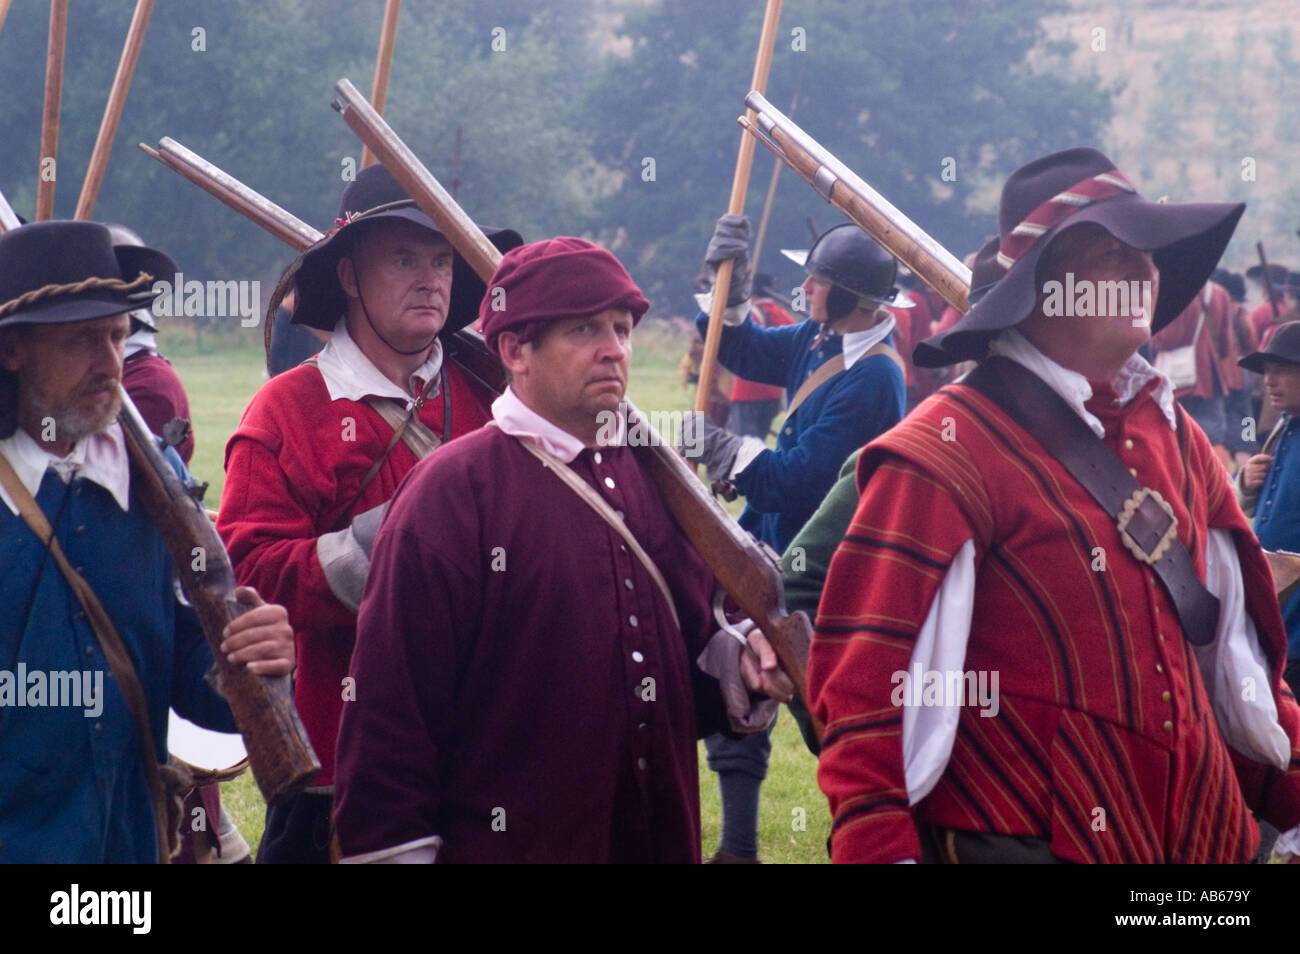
[740,91,971,313]
[117,389,319,804]
[329,78,819,734]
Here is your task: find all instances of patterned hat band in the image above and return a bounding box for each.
[996,169,1137,273]
[333,198,419,233]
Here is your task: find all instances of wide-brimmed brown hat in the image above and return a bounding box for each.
[1240,320,1300,373]
[274,164,522,335]
[914,147,1244,368]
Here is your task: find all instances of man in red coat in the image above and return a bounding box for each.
[812,147,1300,863]
[217,165,520,863]
[1151,280,1234,468]
[333,237,792,863]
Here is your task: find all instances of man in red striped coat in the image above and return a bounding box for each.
[811,147,1300,863]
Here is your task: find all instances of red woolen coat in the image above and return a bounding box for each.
[217,360,490,786]
[812,374,1300,863]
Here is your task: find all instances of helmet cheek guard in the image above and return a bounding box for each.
[825,284,860,321]
[804,223,903,321]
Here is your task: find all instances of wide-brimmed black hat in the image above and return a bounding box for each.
[283,164,522,334]
[1245,262,1289,287]
[1240,321,1300,373]
[914,147,1244,368]
[0,220,171,329]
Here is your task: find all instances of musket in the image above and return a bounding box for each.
[0,185,319,802]
[330,77,820,735]
[117,394,320,804]
[739,91,972,313]
[0,187,21,232]
[139,138,321,251]
[138,136,502,392]
[1257,241,1281,321]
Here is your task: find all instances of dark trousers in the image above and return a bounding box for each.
[256,790,333,864]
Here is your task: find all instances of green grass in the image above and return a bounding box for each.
[163,322,827,863]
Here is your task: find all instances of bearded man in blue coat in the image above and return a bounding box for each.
[0,221,294,863]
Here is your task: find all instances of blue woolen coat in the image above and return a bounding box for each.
[0,459,235,862]
[696,311,905,553]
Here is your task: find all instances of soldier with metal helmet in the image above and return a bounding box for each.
[685,214,908,862]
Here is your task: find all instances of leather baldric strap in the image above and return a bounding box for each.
[505,430,681,633]
[963,356,1220,645]
[0,452,183,863]
[305,358,449,532]
[784,342,905,421]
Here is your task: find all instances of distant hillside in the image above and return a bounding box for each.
[1043,0,1300,273]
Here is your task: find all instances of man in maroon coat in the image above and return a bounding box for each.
[333,237,792,863]
[217,166,520,863]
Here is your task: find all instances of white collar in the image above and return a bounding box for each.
[314,320,444,407]
[491,386,632,464]
[840,313,897,370]
[0,422,131,516]
[124,324,158,359]
[986,329,1177,438]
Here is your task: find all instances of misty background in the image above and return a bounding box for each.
[1,0,1296,342]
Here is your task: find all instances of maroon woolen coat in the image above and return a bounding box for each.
[122,351,194,463]
[333,426,730,863]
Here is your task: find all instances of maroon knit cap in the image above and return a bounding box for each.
[479,237,650,353]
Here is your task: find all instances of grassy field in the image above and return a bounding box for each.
[163,321,830,863]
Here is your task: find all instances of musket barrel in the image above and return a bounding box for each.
[142,138,322,252]
[332,78,500,283]
[743,91,971,313]
[0,188,21,232]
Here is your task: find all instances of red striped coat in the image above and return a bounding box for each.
[811,375,1300,863]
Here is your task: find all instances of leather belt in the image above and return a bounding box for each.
[963,356,1219,645]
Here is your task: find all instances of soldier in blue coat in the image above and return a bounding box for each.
[687,217,908,862]
[1237,320,1300,697]
[0,221,294,863]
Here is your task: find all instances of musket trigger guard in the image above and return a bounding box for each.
[712,589,750,648]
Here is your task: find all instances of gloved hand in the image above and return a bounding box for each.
[696,619,784,734]
[316,502,390,613]
[703,214,753,307]
[680,411,744,481]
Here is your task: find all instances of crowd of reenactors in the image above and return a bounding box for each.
[4,139,1300,865]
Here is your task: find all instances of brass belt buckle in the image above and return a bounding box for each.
[1116,487,1178,565]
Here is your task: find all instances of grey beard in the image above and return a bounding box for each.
[21,377,122,446]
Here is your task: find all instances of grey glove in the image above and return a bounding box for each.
[696,626,779,735]
[703,214,753,307]
[317,502,390,613]
[680,411,744,481]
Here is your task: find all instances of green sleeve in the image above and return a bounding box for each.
[780,447,863,620]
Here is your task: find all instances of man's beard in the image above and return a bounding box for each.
[21,375,122,445]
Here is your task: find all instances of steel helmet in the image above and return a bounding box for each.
[783,224,909,320]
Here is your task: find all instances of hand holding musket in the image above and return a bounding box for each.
[117,389,319,804]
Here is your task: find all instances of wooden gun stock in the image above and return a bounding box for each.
[118,390,319,803]
[631,413,819,740]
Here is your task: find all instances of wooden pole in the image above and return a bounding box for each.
[36,0,69,220]
[75,0,155,219]
[360,0,402,169]
[694,0,783,413]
